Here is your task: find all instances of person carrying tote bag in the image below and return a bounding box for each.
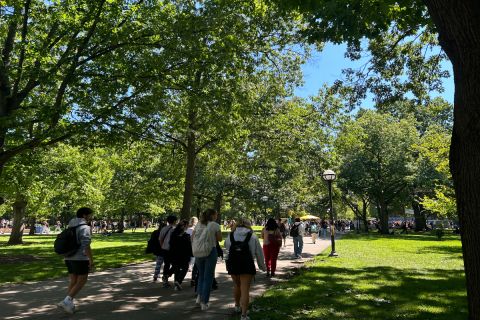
[191,209,222,311]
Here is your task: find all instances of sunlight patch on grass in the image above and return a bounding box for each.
[249,233,467,320]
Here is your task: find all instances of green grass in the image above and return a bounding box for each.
[250,233,467,320]
[0,231,156,284]
[0,225,262,285]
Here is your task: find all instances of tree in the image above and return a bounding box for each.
[273,1,480,315]
[125,0,306,219]
[336,110,418,233]
[0,143,114,244]
[416,125,455,218]
[0,0,188,175]
[103,141,184,219]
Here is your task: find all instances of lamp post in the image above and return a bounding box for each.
[261,195,268,223]
[322,169,337,257]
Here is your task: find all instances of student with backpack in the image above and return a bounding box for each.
[225,218,266,320]
[290,217,305,259]
[56,207,94,314]
[191,209,222,311]
[147,222,165,282]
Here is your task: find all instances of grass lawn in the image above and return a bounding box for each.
[0,225,263,285]
[250,233,467,320]
[0,231,158,284]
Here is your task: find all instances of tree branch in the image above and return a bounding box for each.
[12,0,32,96]
[195,137,219,155]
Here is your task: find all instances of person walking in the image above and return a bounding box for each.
[169,220,193,291]
[54,221,62,233]
[225,218,266,320]
[320,219,328,239]
[191,209,222,311]
[149,222,165,282]
[262,218,282,277]
[310,222,318,244]
[57,207,94,314]
[186,216,198,287]
[157,215,178,287]
[290,217,305,259]
[277,218,288,247]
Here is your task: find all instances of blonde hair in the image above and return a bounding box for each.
[189,216,198,227]
[233,217,252,231]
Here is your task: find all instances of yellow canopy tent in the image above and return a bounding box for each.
[300,215,320,220]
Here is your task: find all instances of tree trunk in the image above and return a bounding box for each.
[214,191,222,214]
[28,217,36,236]
[214,191,222,224]
[424,1,480,317]
[412,198,427,231]
[378,197,389,234]
[180,126,196,220]
[8,197,27,245]
[196,195,202,218]
[362,199,369,233]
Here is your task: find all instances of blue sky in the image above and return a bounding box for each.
[294,43,454,104]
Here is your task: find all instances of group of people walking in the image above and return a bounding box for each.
[56,207,318,320]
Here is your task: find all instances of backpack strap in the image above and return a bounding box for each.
[244,231,253,243]
[160,226,173,247]
[72,223,87,243]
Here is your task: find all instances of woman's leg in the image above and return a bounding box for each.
[196,257,206,298]
[262,245,271,273]
[271,245,281,275]
[200,248,218,304]
[239,274,253,316]
[231,275,241,306]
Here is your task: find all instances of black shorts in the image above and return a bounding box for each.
[65,260,90,275]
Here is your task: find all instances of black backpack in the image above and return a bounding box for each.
[54,224,85,256]
[145,229,162,255]
[289,224,299,237]
[226,231,256,275]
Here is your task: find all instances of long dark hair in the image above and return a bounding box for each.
[172,220,188,237]
[200,208,217,225]
[265,218,279,231]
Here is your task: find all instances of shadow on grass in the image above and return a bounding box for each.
[252,265,467,320]
[418,244,463,256]
[340,232,461,243]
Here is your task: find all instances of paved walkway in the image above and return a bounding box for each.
[1,236,331,320]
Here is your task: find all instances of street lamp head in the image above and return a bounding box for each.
[322,169,336,181]
[261,195,268,202]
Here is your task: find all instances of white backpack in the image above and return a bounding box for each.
[192,222,213,258]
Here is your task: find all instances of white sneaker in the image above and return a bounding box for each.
[195,295,201,305]
[57,300,74,314]
[200,302,209,311]
[241,315,250,320]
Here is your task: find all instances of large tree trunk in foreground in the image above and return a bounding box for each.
[8,197,27,245]
[424,1,480,318]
